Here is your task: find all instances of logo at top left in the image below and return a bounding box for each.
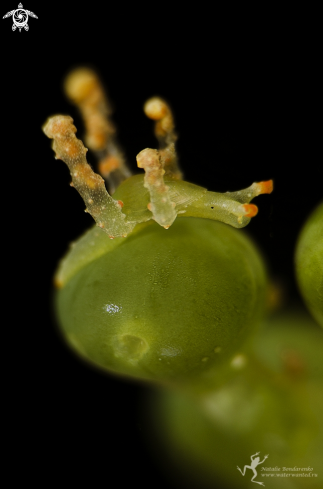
[3,3,38,31]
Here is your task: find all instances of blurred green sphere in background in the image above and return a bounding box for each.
[296,201,323,328]
[146,309,323,488]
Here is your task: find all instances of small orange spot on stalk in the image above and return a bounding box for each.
[242,204,258,217]
[65,141,81,158]
[258,180,274,194]
[98,155,120,176]
[88,132,107,150]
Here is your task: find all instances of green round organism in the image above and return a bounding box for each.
[295,201,323,328]
[55,216,267,383]
[43,68,273,384]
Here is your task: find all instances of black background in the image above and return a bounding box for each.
[1,3,320,487]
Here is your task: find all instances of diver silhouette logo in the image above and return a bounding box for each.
[237,452,269,486]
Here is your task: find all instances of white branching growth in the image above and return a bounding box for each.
[43,115,134,238]
[144,97,182,180]
[136,148,177,228]
[64,68,131,193]
[44,68,273,238]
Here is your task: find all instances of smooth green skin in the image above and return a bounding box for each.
[296,201,323,328]
[146,309,323,488]
[56,217,267,384]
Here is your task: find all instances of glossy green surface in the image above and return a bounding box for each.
[147,309,323,488]
[296,201,323,328]
[56,217,267,383]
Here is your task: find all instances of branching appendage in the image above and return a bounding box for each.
[184,194,257,228]
[144,97,182,180]
[64,68,131,193]
[184,180,274,228]
[136,148,177,228]
[45,74,273,235]
[43,115,134,238]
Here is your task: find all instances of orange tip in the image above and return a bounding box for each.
[258,180,274,194]
[242,204,258,217]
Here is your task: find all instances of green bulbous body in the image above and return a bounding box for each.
[56,217,267,383]
[146,309,323,488]
[296,201,323,328]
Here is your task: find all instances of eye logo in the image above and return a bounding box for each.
[237,452,269,486]
[3,3,38,31]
